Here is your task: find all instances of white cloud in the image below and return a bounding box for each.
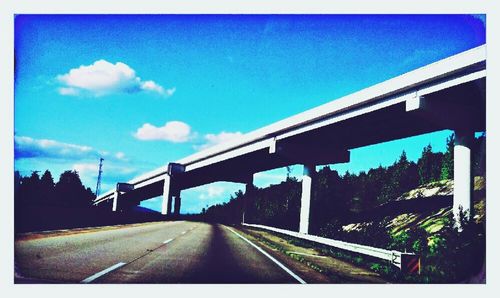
[73,162,136,176]
[72,163,99,174]
[197,131,243,151]
[134,121,193,143]
[207,185,225,198]
[14,135,141,193]
[58,87,79,96]
[72,162,140,193]
[197,184,232,200]
[14,135,127,162]
[140,81,176,96]
[166,87,176,96]
[254,172,287,181]
[140,80,162,92]
[253,166,301,188]
[15,136,93,160]
[57,59,174,97]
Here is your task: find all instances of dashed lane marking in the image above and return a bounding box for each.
[81,262,127,283]
[81,233,180,283]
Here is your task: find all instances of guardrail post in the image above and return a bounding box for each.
[399,253,421,275]
[454,129,474,228]
[299,164,315,234]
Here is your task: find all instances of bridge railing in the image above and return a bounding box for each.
[242,223,420,274]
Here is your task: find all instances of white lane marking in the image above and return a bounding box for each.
[225,227,306,284]
[81,262,127,283]
[163,238,173,244]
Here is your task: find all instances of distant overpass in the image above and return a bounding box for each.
[95,45,485,234]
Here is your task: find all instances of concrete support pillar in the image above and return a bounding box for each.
[161,175,172,215]
[299,164,315,234]
[243,176,254,224]
[173,191,181,217]
[167,196,174,216]
[112,190,119,212]
[453,129,474,226]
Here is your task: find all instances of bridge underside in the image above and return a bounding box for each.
[181,78,485,188]
[110,77,485,208]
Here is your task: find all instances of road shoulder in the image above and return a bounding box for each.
[232,225,389,284]
[15,220,178,241]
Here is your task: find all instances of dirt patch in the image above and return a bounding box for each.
[15,220,172,241]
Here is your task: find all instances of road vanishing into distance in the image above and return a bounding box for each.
[14,221,306,284]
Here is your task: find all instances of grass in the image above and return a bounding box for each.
[240,227,390,283]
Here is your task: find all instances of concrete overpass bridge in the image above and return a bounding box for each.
[94,45,486,235]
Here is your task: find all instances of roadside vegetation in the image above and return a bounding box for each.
[14,170,163,233]
[202,133,486,283]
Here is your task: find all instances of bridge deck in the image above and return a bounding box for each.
[95,45,486,205]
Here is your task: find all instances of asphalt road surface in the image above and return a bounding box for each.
[15,221,303,284]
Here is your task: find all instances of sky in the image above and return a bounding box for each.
[14,14,486,213]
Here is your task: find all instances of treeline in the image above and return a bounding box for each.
[14,169,164,233]
[202,133,486,233]
[15,170,95,208]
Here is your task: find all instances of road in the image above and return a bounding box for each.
[15,221,303,283]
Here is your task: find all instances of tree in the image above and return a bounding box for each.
[379,151,418,204]
[21,171,41,205]
[14,171,22,196]
[14,171,25,207]
[365,165,386,208]
[440,134,454,180]
[418,144,443,184]
[54,170,94,208]
[286,166,292,180]
[472,132,486,176]
[40,170,55,205]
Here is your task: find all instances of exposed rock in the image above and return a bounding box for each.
[341,176,486,235]
[396,176,485,202]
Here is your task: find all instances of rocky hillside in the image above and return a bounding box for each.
[342,176,486,236]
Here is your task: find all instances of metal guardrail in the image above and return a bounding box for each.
[242,223,420,274]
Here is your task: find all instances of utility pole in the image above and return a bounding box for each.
[95,158,104,198]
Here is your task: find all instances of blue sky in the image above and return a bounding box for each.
[14,15,486,213]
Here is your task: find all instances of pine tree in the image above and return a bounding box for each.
[418,144,432,184]
[14,171,24,207]
[378,151,419,204]
[440,134,455,180]
[14,171,22,196]
[54,170,93,208]
[417,144,442,184]
[40,170,55,204]
[472,132,486,176]
[26,171,41,203]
